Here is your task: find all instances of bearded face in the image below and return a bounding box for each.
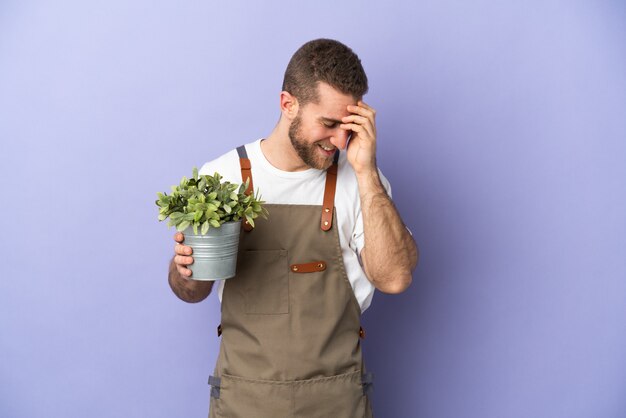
[288,113,336,170]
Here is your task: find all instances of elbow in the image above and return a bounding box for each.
[168,269,214,303]
[375,271,413,294]
[411,240,420,270]
[177,291,211,304]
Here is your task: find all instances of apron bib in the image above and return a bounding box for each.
[208,145,374,418]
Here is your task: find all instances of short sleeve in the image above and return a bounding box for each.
[197,149,241,185]
[198,161,216,176]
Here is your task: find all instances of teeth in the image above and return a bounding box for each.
[320,145,334,151]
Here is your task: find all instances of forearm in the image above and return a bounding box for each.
[357,169,418,294]
[168,257,214,303]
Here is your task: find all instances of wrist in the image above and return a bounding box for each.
[355,167,386,197]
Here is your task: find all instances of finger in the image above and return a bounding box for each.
[175,243,193,255]
[341,115,375,138]
[340,123,367,137]
[175,254,194,266]
[341,114,369,125]
[358,100,376,114]
[347,104,376,120]
[177,264,192,277]
[174,232,185,243]
[340,123,375,145]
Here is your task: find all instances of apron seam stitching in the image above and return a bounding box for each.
[220,369,362,385]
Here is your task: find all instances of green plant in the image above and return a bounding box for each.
[156,167,267,234]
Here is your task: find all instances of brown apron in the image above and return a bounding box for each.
[208,145,374,418]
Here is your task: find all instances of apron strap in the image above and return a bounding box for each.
[237,145,254,231]
[238,145,339,232]
[320,151,339,231]
[208,375,221,399]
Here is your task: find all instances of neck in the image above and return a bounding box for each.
[261,119,309,172]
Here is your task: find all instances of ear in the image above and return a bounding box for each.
[279,91,299,120]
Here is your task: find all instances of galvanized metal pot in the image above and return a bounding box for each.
[183,221,241,281]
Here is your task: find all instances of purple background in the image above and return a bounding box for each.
[1,1,625,417]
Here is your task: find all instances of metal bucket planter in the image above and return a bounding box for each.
[183,221,241,281]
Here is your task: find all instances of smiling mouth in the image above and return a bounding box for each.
[318,144,335,152]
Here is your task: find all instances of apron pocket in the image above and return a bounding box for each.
[292,370,367,418]
[217,373,292,418]
[239,249,289,314]
[216,371,368,418]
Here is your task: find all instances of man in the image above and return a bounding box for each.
[168,39,418,417]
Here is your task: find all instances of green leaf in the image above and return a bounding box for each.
[245,215,255,228]
[157,168,267,232]
[193,223,198,234]
[170,212,184,220]
[177,220,190,231]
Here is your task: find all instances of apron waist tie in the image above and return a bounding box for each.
[208,375,221,399]
[362,371,374,396]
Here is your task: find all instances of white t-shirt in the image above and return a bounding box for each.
[199,139,392,313]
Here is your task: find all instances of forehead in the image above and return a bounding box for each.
[302,82,358,118]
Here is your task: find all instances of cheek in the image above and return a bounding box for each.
[315,127,331,138]
[302,124,328,140]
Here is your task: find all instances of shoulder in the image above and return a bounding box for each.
[198,140,258,184]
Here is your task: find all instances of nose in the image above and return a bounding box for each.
[330,128,351,150]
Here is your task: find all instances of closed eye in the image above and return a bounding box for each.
[320,117,342,129]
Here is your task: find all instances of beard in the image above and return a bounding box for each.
[288,114,335,170]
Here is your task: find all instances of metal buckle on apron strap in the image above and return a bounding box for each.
[362,372,374,396]
[359,326,366,339]
[217,324,222,337]
[208,375,221,399]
